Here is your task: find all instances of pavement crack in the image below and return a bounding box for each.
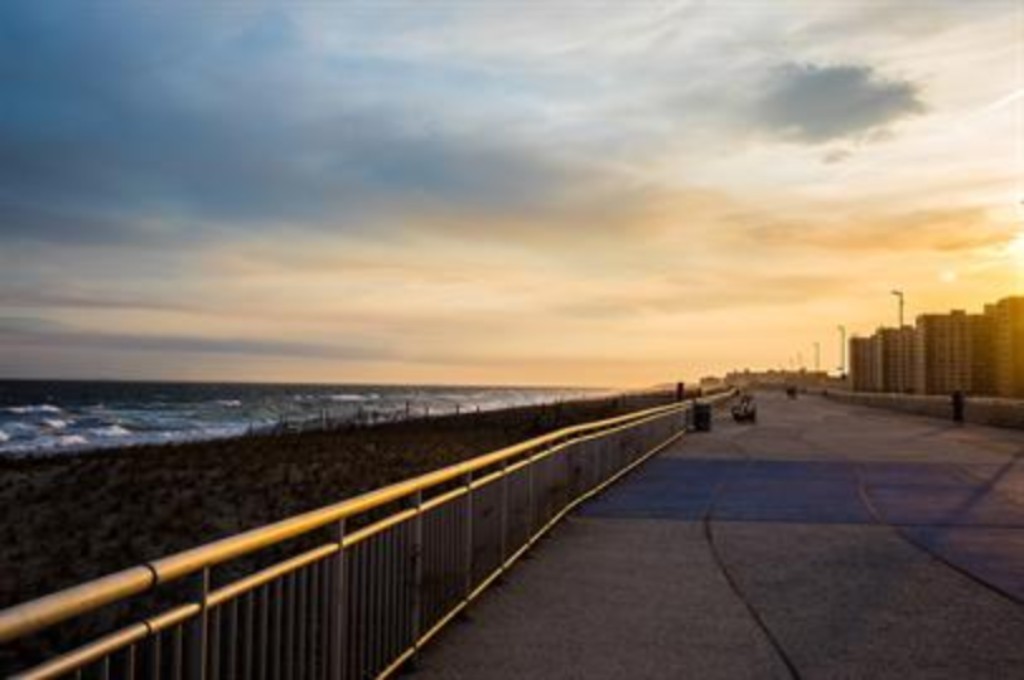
[854,466,1023,607]
[701,461,803,680]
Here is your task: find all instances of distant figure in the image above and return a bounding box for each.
[732,394,757,423]
[786,386,798,400]
[952,390,966,423]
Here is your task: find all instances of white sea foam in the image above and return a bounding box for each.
[7,404,62,415]
[93,425,131,438]
[215,399,243,408]
[56,435,89,447]
[41,418,69,430]
[0,431,9,444]
[330,394,370,402]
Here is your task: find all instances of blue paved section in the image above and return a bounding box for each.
[581,458,872,524]
[582,458,1024,528]
[865,484,1024,527]
[903,527,1024,601]
[714,478,871,524]
[581,456,1024,603]
[714,460,871,524]
[578,458,732,520]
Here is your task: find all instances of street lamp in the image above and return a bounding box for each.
[837,325,847,376]
[891,289,905,328]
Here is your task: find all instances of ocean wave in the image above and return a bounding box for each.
[215,399,243,408]
[56,435,89,447]
[329,394,376,402]
[0,431,8,444]
[92,425,132,438]
[41,418,70,430]
[6,404,63,415]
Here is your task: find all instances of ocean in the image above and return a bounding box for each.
[0,380,602,457]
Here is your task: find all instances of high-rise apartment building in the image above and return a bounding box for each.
[850,336,880,392]
[971,312,997,395]
[877,327,916,393]
[848,295,1020,397]
[990,296,1024,398]
[914,311,978,395]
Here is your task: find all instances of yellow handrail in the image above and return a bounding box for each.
[0,399,688,644]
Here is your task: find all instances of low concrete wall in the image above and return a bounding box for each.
[824,390,1024,430]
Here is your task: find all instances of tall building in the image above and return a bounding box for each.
[876,327,915,393]
[850,336,881,392]
[915,311,977,395]
[971,312,997,396]
[846,294,1022,398]
[990,297,1024,398]
[897,325,918,393]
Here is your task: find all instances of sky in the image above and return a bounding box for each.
[1,1,1022,387]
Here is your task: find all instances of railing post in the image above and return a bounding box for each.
[463,473,474,598]
[328,519,347,680]
[411,491,424,654]
[187,567,211,680]
[527,451,536,537]
[499,461,509,565]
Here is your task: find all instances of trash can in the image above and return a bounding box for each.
[693,402,713,432]
[952,391,965,423]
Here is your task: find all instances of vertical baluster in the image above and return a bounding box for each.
[380,528,392,670]
[186,568,211,680]
[399,522,409,654]
[452,499,461,604]
[320,559,330,680]
[172,625,184,680]
[372,534,383,675]
[369,538,379,676]
[208,607,220,680]
[463,474,474,597]
[225,599,238,680]
[285,573,296,680]
[378,531,389,673]
[242,593,253,680]
[361,541,372,679]
[352,540,361,680]
[258,586,269,680]
[499,462,509,567]
[298,567,308,680]
[328,519,347,680]
[125,645,136,679]
[411,490,424,659]
[531,452,540,539]
[149,632,161,680]
[272,580,284,680]
[308,560,319,678]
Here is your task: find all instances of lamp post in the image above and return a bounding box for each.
[837,325,847,376]
[891,289,905,328]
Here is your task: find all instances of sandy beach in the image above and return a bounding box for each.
[0,393,674,612]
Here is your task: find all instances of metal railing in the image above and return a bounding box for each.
[0,393,732,679]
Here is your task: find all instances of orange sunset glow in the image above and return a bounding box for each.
[0,1,1021,387]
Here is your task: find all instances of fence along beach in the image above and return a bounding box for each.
[0,387,699,673]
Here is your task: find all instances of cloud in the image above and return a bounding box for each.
[756,63,925,143]
[0,318,394,361]
[821,148,852,165]
[0,3,600,246]
[738,207,1016,253]
[0,287,193,313]
[549,271,856,320]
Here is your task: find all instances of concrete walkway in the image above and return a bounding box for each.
[413,392,1024,679]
